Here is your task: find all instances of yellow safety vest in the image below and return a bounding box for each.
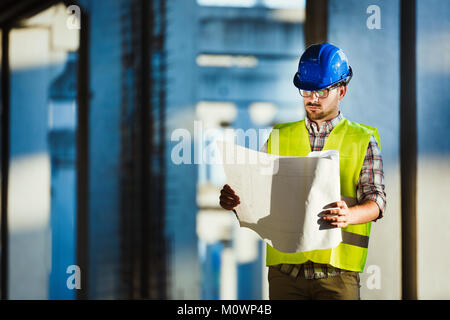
[266,118,380,272]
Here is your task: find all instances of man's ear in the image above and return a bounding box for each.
[338,85,347,100]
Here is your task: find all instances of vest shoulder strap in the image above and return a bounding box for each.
[345,120,381,150]
[272,120,303,131]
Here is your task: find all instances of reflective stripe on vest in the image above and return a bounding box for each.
[265,118,380,272]
[340,196,369,248]
[342,230,370,248]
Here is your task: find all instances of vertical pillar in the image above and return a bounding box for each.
[76,7,89,300]
[400,0,417,300]
[1,26,10,301]
[304,0,328,47]
[139,0,151,299]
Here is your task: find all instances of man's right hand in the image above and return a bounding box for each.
[219,184,240,211]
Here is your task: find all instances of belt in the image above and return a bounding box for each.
[274,262,348,279]
[275,263,304,279]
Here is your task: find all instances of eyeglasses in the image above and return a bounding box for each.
[299,82,342,98]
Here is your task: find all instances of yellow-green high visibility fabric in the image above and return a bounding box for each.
[266,118,380,272]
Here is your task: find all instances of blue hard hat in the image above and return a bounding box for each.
[293,43,353,91]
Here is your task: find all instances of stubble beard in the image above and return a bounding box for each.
[305,105,337,121]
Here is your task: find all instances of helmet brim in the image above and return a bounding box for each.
[293,66,353,91]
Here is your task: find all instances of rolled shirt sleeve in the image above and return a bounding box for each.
[356,135,387,221]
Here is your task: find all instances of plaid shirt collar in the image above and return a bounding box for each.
[305,112,344,135]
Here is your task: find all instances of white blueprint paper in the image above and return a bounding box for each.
[217,141,342,253]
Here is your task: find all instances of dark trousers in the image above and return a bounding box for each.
[268,265,361,300]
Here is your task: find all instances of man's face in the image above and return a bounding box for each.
[302,85,347,122]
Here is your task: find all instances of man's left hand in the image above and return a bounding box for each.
[320,200,353,228]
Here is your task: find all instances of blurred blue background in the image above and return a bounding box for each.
[0,0,448,300]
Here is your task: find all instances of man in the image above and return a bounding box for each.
[219,43,386,300]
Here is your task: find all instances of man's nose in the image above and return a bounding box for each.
[310,92,320,101]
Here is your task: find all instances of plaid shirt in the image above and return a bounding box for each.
[262,112,386,279]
